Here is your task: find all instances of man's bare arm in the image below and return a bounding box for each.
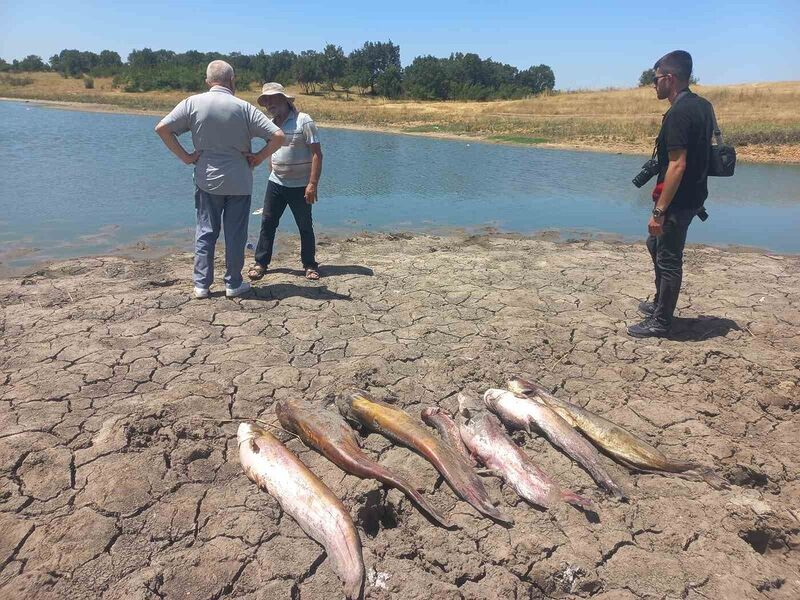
[655,149,687,213]
[305,143,323,204]
[154,122,199,165]
[244,130,286,168]
[648,148,687,236]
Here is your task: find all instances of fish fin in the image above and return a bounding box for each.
[475,467,502,479]
[698,467,729,490]
[561,490,593,509]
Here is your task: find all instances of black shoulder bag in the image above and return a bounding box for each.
[709,107,736,177]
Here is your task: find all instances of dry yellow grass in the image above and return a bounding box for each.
[3,72,799,162]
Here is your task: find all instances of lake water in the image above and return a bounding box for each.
[1,99,799,269]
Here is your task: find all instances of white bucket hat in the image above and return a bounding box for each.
[257,82,295,106]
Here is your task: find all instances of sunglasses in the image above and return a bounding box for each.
[652,74,671,85]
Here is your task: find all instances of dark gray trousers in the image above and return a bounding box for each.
[646,207,695,326]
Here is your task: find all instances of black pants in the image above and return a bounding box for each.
[646,207,695,326]
[254,180,318,269]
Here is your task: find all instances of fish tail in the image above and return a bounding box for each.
[349,453,453,528]
[343,571,364,600]
[382,472,453,528]
[660,460,729,490]
[457,474,513,524]
[561,489,593,508]
[592,469,627,500]
[698,466,729,490]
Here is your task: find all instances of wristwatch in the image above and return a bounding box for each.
[652,207,665,218]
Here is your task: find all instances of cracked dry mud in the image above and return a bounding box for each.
[1,232,798,600]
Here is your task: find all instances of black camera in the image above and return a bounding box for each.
[632,158,660,188]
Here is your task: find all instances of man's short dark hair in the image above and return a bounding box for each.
[654,50,693,82]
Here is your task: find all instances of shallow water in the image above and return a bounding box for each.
[1,99,799,268]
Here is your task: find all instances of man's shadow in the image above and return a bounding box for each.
[668,315,741,341]
[267,265,374,277]
[249,283,352,302]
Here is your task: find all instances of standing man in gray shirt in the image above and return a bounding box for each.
[155,60,284,299]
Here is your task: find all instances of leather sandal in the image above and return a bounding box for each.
[247,263,267,281]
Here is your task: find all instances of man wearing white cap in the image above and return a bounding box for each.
[155,60,285,299]
[248,82,323,281]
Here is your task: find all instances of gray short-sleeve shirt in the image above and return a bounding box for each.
[159,86,281,196]
[269,111,320,188]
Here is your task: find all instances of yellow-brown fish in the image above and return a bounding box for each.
[508,376,726,489]
[276,398,451,527]
[484,388,627,499]
[337,390,512,524]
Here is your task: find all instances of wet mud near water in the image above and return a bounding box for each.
[0,233,798,599]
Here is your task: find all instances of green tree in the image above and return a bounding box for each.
[376,65,403,98]
[640,67,699,87]
[639,68,655,87]
[348,40,401,94]
[0,58,10,72]
[321,44,346,90]
[17,55,48,71]
[99,50,122,68]
[517,64,555,94]
[404,55,449,99]
[293,50,323,93]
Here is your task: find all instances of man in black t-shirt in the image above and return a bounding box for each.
[628,50,715,338]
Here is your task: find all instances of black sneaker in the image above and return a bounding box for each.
[638,300,656,316]
[627,317,669,338]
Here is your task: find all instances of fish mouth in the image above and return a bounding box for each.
[507,376,532,395]
[236,422,266,445]
[482,389,504,409]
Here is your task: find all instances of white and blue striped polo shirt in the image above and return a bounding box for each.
[268,111,320,188]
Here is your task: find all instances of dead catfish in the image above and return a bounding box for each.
[276,397,451,527]
[456,392,592,510]
[337,390,512,524]
[508,376,726,489]
[421,406,475,465]
[484,388,627,499]
[238,423,364,599]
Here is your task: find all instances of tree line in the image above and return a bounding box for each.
[0,42,556,100]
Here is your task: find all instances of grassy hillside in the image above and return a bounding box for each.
[3,72,799,162]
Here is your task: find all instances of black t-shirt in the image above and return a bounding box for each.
[656,89,715,210]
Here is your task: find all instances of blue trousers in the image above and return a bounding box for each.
[194,187,251,289]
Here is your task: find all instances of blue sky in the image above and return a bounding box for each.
[2,0,799,89]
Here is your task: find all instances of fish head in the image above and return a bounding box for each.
[274,399,291,427]
[336,389,374,424]
[482,388,508,411]
[508,376,544,397]
[237,422,270,449]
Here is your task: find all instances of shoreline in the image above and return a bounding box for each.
[0,229,787,281]
[4,96,799,164]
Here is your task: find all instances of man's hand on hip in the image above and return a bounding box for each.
[304,182,318,204]
[242,151,264,169]
[182,150,201,165]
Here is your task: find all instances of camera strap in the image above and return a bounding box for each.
[710,106,724,145]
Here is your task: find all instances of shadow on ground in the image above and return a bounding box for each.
[268,264,375,278]
[250,283,352,302]
[669,315,741,341]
